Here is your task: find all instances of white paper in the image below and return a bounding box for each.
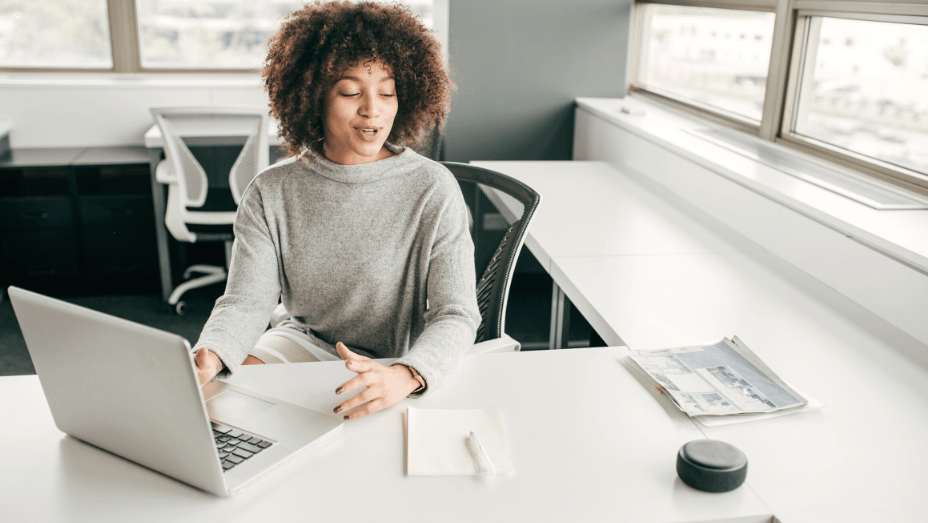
[629,336,808,417]
[405,406,513,476]
[694,382,825,427]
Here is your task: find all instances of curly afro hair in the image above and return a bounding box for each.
[262,1,452,157]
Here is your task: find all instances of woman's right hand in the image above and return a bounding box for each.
[194,348,224,386]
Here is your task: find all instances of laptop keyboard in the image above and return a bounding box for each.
[212,422,274,472]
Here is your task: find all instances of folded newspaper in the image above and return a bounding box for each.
[628,336,808,417]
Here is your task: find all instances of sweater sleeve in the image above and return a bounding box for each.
[192,183,281,378]
[394,184,480,395]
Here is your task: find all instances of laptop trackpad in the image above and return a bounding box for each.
[207,391,275,422]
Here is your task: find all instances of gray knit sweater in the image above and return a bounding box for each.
[194,146,480,394]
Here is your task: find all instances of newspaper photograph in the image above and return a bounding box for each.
[628,336,807,417]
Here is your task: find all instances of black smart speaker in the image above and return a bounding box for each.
[676,439,748,493]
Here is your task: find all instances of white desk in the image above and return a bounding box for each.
[475,162,762,273]
[143,118,280,149]
[474,161,766,348]
[0,348,773,523]
[472,161,928,521]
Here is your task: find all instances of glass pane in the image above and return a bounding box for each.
[638,4,776,122]
[136,0,435,70]
[0,0,112,68]
[793,17,928,177]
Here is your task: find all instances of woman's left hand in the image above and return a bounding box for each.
[333,342,420,420]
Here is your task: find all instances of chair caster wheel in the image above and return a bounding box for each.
[170,301,186,316]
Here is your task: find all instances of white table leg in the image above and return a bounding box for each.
[147,147,173,302]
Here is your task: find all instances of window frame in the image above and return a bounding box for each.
[777,2,928,196]
[0,0,449,74]
[631,0,928,197]
[628,0,786,136]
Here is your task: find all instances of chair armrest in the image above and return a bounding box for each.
[269,302,290,329]
[468,334,521,355]
[155,159,177,184]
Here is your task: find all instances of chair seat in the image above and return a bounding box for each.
[186,186,238,213]
[185,222,234,234]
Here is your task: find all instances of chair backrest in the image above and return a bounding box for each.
[149,105,270,208]
[441,162,542,343]
[410,125,442,161]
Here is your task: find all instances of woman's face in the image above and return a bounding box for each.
[322,60,399,165]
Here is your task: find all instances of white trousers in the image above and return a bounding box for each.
[250,327,341,364]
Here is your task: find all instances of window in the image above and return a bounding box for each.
[135,0,439,70]
[636,4,776,123]
[785,15,928,186]
[135,0,302,70]
[0,0,445,72]
[0,0,113,68]
[632,1,928,195]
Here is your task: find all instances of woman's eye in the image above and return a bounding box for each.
[381,93,395,97]
[340,93,360,97]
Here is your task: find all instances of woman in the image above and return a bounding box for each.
[192,1,480,420]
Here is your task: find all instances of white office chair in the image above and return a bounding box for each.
[151,105,269,315]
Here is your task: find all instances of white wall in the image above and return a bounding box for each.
[0,75,268,148]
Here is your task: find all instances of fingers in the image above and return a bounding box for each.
[333,366,417,420]
[334,386,377,415]
[341,399,385,420]
[336,342,375,374]
[345,357,373,373]
[336,342,370,363]
[194,348,220,386]
[335,373,370,396]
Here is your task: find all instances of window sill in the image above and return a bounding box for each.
[0,72,262,89]
[575,96,928,275]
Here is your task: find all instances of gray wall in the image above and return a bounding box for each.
[444,0,632,162]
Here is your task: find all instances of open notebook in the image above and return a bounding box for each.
[402,406,513,476]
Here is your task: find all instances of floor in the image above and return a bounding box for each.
[0,271,595,376]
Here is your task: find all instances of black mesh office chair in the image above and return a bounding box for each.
[268,161,541,354]
[441,162,542,347]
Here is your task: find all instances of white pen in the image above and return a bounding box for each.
[468,431,496,475]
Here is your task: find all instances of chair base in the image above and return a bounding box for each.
[167,264,227,306]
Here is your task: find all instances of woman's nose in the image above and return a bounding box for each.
[358,94,382,118]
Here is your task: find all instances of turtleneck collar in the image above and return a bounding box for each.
[299,143,417,184]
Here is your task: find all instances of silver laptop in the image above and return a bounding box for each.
[9,286,343,497]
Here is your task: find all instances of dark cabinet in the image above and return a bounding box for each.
[0,152,82,294]
[0,147,158,296]
[82,226,158,290]
[0,228,80,293]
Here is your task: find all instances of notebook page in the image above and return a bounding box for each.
[406,406,513,476]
